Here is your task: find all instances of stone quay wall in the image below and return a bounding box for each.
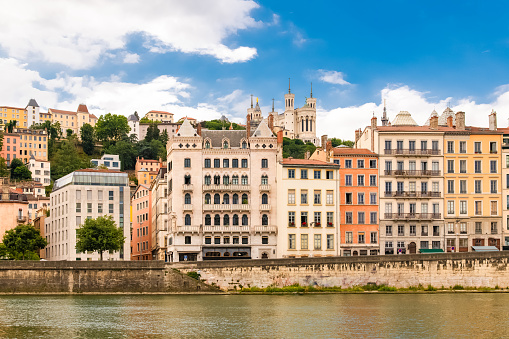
[171,252,509,291]
[0,261,216,293]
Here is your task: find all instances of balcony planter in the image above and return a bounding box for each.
[327,222,333,227]
[315,222,321,227]
[301,222,307,227]
[289,222,295,227]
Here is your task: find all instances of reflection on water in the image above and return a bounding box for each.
[0,294,507,338]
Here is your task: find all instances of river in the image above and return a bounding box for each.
[0,294,507,338]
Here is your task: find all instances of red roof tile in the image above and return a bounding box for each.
[77,104,89,113]
[333,148,377,156]
[49,108,76,115]
[282,158,338,167]
[149,110,173,115]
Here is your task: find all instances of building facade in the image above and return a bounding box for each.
[28,155,51,186]
[151,168,169,261]
[165,119,278,262]
[14,128,48,163]
[144,110,174,123]
[136,157,163,185]
[0,181,29,240]
[131,185,152,260]
[45,169,130,261]
[0,133,20,166]
[91,154,121,171]
[276,158,340,258]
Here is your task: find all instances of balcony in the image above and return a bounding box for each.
[183,204,193,211]
[260,204,271,211]
[203,225,250,233]
[384,170,441,177]
[16,216,27,223]
[384,213,441,220]
[384,149,441,156]
[252,225,278,234]
[182,184,193,191]
[384,191,441,198]
[175,226,200,234]
[202,184,250,192]
[259,184,271,191]
[203,204,250,211]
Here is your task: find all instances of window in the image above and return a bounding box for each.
[475,180,482,194]
[475,222,482,234]
[370,212,377,224]
[491,201,498,215]
[398,225,404,236]
[447,201,455,214]
[214,237,221,244]
[460,160,466,173]
[385,140,392,150]
[421,225,428,236]
[460,223,467,234]
[98,203,103,214]
[301,169,308,179]
[298,234,308,250]
[345,232,353,244]
[214,214,220,225]
[447,160,454,173]
[204,237,212,244]
[241,193,248,204]
[474,142,481,153]
[460,201,467,214]
[223,159,229,168]
[345,160,352,168]
[241,159,248,168]
[474,161,481,173]
[262,194,268,205]
[490,142,497,154]
[491,180,497,194]
[288,234,296,249]
[76,190,81,200]
[109,191,114,200]
[358,212,365,224]
[184,175,191,185]
[233,214,239,225]
[491,160,497,173]
[345,212,352,224]
[185,214,191,225]
[205,214,211,225]
[345,193,352,204]
[185,193,191,204]
[326,190,333,204]
[358,193,364,205]
[370,193,377,205]
[241,175,248,185]
[345,175,352,186]
[204,176,211,185]
[475,201,482,215]
[232,159,238,168]
[301,190,308,204]
[358,232,365,244]
[313,234,321,250]
[224,214,230,226]
[369,175,376,186]
[447,141,454,153]
[232,176,239,185]
[184,158,191,168]
[109,204,114,213]
[214,159,220,168]
[242,214,248,226]
[261,159,268,168]
[301,212,308,226]
[357,175,364,186]
[76,203,81,213]
[288,190,295,204]
[223,140,229,149]
[314,191,321,204]
[386,225,392,236]
[224,236,230,244]
[327,235,334,249]
[447,180,454,194]
[326,171,333,179]
[87,203,92,213]
[288,169,295,178]
[288,212,295,226]
[369,159,376,168]
[460,180,467,194]
[314,170,321,179]
[459,141,466,153]
[357,160,364,168]
[327,212,333,227]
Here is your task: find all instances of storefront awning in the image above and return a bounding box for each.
[472,246,499,252]
[419,249,444,253]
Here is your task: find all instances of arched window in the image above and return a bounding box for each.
[233,214,239,225]
[232,175,239,185]
[204,194,211,204]
[233,194,239,205]
[262,214,268,225]
[205,214,211,225]
[261,175,268,185]
[223,194,230,204]
[214,175,220,185]
[302,119,304,132]
[185,214,191,225]
[205,140,210,149]
[223,175,229,185]
[223,214,230,226]
[241,175,248,185]
[242,141,247,149]
[185,193,191,204]
[242,194,248,204]
[306,118,309,132]
[204,175,211,185]
[262,193,268,205]
[310,119,313,131]
[214,214,220,226]
[242,214,248,226]
[184,175,191,185]
[223,140,229,149]
[214,194,220,204]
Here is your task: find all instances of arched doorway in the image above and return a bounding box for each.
[409,242,417,254]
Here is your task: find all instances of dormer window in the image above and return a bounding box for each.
[205,141,210,149]
[242,141,247,149]
[223,140,229,149]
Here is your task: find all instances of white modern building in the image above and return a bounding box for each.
[91,154,121,171]
[44,169,130,260]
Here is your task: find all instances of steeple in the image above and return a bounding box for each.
[250,94,253,108]
[272,98,274,112]
[288,78,291,94]
[310,82,313,98]
[381,99,389,126]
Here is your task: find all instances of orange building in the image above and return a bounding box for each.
[135,157,163,185]
[131,185,152,260]
[0,133,20,166]
[335,148,379,256]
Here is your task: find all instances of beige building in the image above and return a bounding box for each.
[276,158,340,258]
[136,157,163,185]
[28,155,51,186]
[503,129,509,250]
[165,118,278,262]
[144,110,174,123]
[151,168,169,261]
[48,104,97,136]
[14,128,48,162]
[45,169,130,261]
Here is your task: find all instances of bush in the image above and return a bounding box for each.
[451,285,464,290]
[425,285,437,291]
[186,271,201,280]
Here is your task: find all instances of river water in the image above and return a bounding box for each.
[0,294,507,338]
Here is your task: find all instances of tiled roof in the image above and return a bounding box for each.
[282,158,339,167]
[27,99,39,108]
[149,110,173,115]
[49,108,76,115]
[391,111,418,126]
[333,148,377,156]
[77,104,89,113]
[201,130,247,147]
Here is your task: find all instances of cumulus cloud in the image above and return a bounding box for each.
[0,0,261,69]
[317,85,509,141]
[318,70,351,85]
[122,53,140,64]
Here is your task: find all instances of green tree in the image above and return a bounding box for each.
[137,139,166,161]
[201,120,245,130]
[0,157,8,177]
[145,123,160,142]
[2,224,47,260]
[9,158,24,177]
[282,138,317,159]
[51,139,92,181]
[330,137,354,148]
[75,216,125,260]
[134,111,140,120]
[104,139,137,170]
[80,123,95,155]
[5,120,17,133]
[95,113,130,144]
[66,129,73,138]
[13,165,32,180]
[160,129,169,145]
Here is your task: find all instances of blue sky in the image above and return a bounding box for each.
[1,0,509,139]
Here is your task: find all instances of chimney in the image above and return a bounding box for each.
[326,140,332,162]
[430,116,438,130]
[246,114,251,138]
[355,129,361,143]
[268,113,274,131]
[277,130,283,146]
[197,123,202,136]
[305,150,310,160]
[489,110,497,131]
[371,115,377,129]
[447,116,453,128]
[321,135,328,148]
[455,112,465,130]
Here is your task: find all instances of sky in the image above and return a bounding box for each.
[2,0,509,140]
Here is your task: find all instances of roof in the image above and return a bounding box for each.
[75,168,123,174]
[391,111,418,126]
[127,114,139,122]
[77,104,89,113]
[176,118,198,137]
[472,246,499,252]
[137,158,161,163]
[282,158,339,167]
[201,130,247,147]
[376,125,454,132]
[149,110,173,115]
[333,148,377,156]
[26,99,39,108]
[0,106,24,110]
[251,120,274,138]
[49,108,76,115]
[179,116,196,120]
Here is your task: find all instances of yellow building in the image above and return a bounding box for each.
[443,111,502,252]
[144,110,174,123]
[14,128,48,163]
[48,104,97,136]
[39,112,52,124]
[0,106,27,129]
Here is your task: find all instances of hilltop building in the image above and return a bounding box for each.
[91,154,121,171]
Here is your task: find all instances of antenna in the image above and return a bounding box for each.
[288,78,291,94]
[250,94,253,108]
[310,82,313,98]
[272,98,275,112]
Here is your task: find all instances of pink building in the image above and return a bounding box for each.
[0,133,20,166]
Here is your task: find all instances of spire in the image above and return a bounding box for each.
[310,82,313,98]
[272,98,274,112]
[381,99,389,126]
[288,78,291,94]
[250,94,253,108]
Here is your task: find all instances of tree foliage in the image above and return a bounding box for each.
[201,120,245,130]
[9,158,24,177]
[330,137,354,148]
[2,224,47,260]
[95,113,130,144]
[80,123,95,155]
[13,165,32,180]
[145,123,160,142]
[75,216,125,260]
[5,120,17,133]
[282,138,317,159]
[50,139,92,181]
[104,139,137,171]
[0,157,8,177]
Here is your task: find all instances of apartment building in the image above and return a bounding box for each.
[28,155,51,186]
[14,128,48,163]
[0,133,20,166]
[48,104,97,136]
[136,157,163,185]
[165,119,278,262]
[0,182,29,240]
[0,98,36,128]
[276,158,340,258]
[91,154,121,171]
[131,185,152,260]
[45,169,130,260]
[144,110,174,123]
[502,129,509,250]
[334,148,379,256]
[151,168,169,261]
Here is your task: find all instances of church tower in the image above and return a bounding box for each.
[284,78,295,135]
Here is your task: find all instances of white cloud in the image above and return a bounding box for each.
[122,53,140,64]
[317,85,509,141]
[1,0,261,69]
[318,70,350,85]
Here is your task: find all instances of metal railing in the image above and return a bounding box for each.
[384,213,441,220]
[384,170,441,176]
[384,191,441,198]
[202,184,250,191]
[203,204,250,211]
[384,149,441,155]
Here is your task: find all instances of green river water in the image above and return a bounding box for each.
[0,294,506,338]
